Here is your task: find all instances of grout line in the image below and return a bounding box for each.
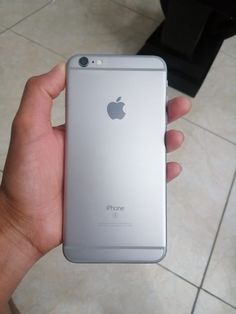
[158,264,198,289]
[110,0,161,22]
[10,29,66,59]
[191,171,236,313]
[183,117,236,146]
[199,170,236,285]
[201,288,236,310]
[3,1,53,31]
[5,0,160,60]
[0,0,66,60]
[191,289,200,314]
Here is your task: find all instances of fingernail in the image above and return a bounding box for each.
[178,164,183,172]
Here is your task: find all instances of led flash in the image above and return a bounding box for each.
[96,59,103,65]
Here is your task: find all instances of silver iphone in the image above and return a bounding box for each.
[63,55,167,263]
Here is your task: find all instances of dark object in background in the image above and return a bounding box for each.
[138,0,236,97]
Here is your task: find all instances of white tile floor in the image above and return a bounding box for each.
[0,25,6,33]
[0,1,235,313]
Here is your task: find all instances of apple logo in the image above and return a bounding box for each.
[107,97,126,120]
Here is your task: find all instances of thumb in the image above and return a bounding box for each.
[16,63,65,128]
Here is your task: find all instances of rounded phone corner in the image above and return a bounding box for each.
[151,247,167,264]
[66,54,80,69]
[149,55,167,71]
[62,245,76,263]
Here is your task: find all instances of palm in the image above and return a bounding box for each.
[1,125,65,254]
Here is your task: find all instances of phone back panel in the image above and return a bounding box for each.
[63,55,167,263]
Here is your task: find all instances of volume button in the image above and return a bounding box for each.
[166,80,169,102]
[166,80,168,126]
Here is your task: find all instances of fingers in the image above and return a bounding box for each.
[167,96,191,123]
[166,97,190,181]
[166,129,184,152]
[167,162,182,182]
[165,130,184,181]
[15,63,66,128]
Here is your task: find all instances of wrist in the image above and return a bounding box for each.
[0,192,41,309]
[0,190,41,260]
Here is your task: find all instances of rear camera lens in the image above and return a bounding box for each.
[79,57,89,67]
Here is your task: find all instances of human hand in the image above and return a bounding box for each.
[0,64,191,259]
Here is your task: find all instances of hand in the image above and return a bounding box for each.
[0,64,191,258]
